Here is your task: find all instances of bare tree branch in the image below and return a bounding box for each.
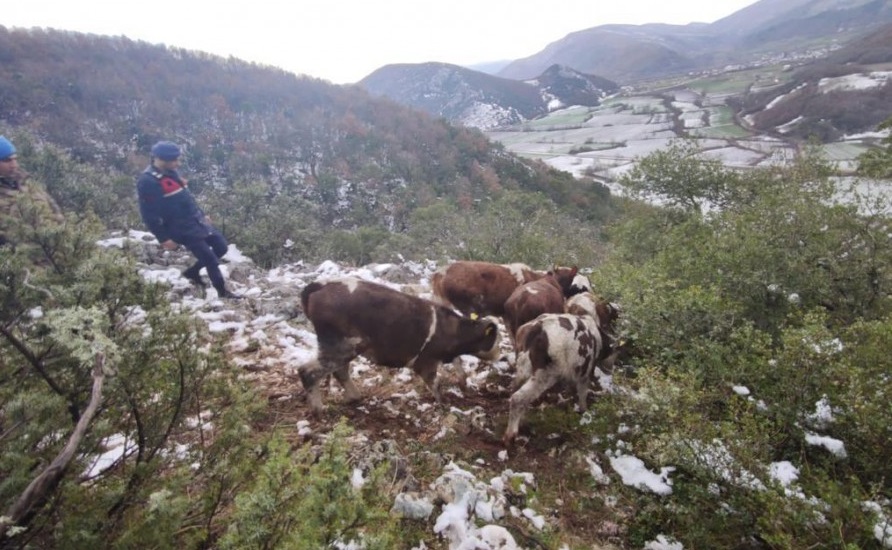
[1,354,106,540]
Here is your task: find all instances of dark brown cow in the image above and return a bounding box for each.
[503,275,566,343]
[431,261,578,317]
[298,277,501,414]
[503,312,617,445]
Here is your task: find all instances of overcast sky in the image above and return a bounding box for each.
[7,0,759,84]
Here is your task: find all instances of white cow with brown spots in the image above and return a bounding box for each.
[503,310,616,445]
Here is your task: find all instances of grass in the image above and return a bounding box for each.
[520,106,598,129]
[694,125,751,139]
[822,142,871,161]
[687,64,796,95]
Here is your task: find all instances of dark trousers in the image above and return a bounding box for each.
[180,229,229,294]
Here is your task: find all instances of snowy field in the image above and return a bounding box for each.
[485,85,882,187]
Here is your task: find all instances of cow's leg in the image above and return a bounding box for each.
[298,358,328,414]
[332,363,362,403]
[575,373,591,412]
[449,357,468,390]
[511,351,533,391]
[413,359,442,404]
[298,337,355,414]
[503,370,558,446]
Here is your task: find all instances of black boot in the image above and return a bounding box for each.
[217,289,243,300]
[183,266,206,288]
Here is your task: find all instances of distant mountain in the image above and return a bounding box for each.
[711,0,889,42]
[359,63,618,130]
[464,60,513,75]
[824,20,892,64]
[739,22,892,141]
[496,0,892,82]
[356,0,892,138]
[497,23,715,83]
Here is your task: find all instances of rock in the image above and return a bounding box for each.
[391,492,434,520]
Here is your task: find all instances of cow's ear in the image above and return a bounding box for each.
[485,324,495,336]
[571,266,578,276]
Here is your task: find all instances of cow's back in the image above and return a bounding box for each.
[303,279,433,364]
[433,261,539,316]
[504,277,564,339]
[517,313,602,376]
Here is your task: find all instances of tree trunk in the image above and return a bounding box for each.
[1,354,106,540]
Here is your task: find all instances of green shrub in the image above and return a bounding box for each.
[219,422,399,550]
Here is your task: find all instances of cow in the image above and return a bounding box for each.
[503,275,566,344]
[567,274,593,297]
[503,312,617,445]
[564,291,621,333]
[431,261,578,318]
[298,277,501,414]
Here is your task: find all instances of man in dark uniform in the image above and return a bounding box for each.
[0,135,65,260]
[136,140,240,299]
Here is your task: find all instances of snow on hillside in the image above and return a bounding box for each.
[89,230,892,549]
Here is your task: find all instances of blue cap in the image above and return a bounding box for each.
[151,140,181,161]
[0,136,16,160]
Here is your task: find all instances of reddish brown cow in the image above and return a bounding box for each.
[431,261,578,317]
[298,277,500,414]
[503,275,567,343]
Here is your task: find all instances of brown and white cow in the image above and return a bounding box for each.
[567,274,593,297]
[503,312,616,445]
[431,261,578,317]
[298,277,501,414]
[503,275,567,343]
[564,291,621,333]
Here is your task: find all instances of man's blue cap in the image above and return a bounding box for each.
[0,136,16,160]
[151,141,181,161]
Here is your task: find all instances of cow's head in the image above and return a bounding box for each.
[472,315,501,361]
[550,265,579,297]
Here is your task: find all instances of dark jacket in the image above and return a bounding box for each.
[137,166,212,243]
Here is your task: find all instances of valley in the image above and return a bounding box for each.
[486,62,884,193]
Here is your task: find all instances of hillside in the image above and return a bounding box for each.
[360,62,618,130]
[738,22,892,141]
[497,23,714,83]
[2,17,891,548]
[4,143,891,547]
[0,26,615,268]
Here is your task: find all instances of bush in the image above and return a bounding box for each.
[219,422,399,550]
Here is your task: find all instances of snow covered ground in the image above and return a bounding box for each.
[485,84,881,187]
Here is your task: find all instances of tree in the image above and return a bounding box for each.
[857,116,892,179]
[619,139,742,214]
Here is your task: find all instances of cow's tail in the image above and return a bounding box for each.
[513,322,548,388]
[300,281,325,314]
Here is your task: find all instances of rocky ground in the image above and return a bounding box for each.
[113,229,636,550]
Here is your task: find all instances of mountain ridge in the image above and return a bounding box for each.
[357,2,892,141]
[496,0,892,82]
[359,62,618,130]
